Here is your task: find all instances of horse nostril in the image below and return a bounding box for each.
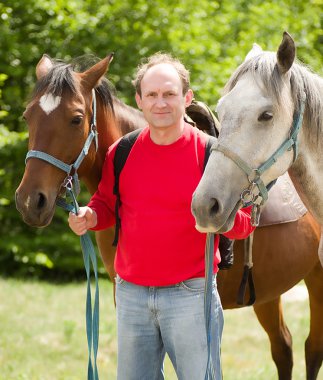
[209,198,219,216]
[37,192,47,209]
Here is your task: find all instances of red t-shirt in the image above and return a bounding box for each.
[88,124,254,286]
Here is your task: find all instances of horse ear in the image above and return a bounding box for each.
[277,31,295,74]
[80,53,114,90]
[36,55,53,80]
[244,43,263,62]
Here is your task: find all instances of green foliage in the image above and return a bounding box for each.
[0,0,321,278]
[0,125,98,278]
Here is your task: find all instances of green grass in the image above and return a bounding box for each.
[0,277,320,380]
[222,300,312,380]
[0,278,117,380]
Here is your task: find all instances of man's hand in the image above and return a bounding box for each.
[68,206,97,235]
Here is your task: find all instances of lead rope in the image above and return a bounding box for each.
[26,89,100,380]
[204,233,216,379]
[57,180,100,380]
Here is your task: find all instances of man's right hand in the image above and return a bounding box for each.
[68,206,97,236]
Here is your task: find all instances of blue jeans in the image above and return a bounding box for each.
[115,275,223,380]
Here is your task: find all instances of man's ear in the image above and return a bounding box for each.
[135,92,142,109]
[185,89,194,107]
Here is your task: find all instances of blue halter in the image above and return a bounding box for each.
[25,89,98,196]
[212,93,306,226]
[25,89,100,380]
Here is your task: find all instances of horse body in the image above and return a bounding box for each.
[219,211,321,308]
[219,212,323,380]
[15,52,323,379]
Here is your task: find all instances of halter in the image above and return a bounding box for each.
[212,93,306,226]
[25,89,100,380]
[25,89,98,196]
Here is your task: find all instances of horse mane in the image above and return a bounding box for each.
[223,52,323,144]
[31,55,116,112]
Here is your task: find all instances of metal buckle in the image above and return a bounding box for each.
[247,169,260,184]
[62,175,73,190]
[240,188,255,205]
[90,124,98,151]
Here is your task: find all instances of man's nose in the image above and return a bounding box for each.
[155,97,167,107]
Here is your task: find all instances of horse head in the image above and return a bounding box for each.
[192,32,306,233]
[15,54,114,227]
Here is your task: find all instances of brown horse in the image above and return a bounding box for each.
[16,54,146,282]
[218,212,323,380]
[15,55,323,380]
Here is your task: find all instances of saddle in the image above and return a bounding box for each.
[185,99,220,137]
[259,173,307,226]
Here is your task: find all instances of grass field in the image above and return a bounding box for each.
[0,277,320,380]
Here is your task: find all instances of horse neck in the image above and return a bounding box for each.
[287,71,323,224]
[113,97,147,134]
[80,96,146,194]
[289,170,323,233]
[289,123,323,225]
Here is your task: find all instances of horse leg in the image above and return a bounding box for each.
[253,298,293,380]
[304,262,323,380]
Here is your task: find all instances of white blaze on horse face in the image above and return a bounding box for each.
[39,93,61,115]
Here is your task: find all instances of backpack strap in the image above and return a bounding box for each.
[112,128,143,246]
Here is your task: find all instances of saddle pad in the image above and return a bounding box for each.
[259,172,307,227]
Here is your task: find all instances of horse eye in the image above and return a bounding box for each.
[258,111,273,122]
[71,116,83,126]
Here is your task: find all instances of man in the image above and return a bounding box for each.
[68,53,255,379]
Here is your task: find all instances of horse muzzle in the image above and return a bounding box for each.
[15,186,56,227]
[191,191,238,233]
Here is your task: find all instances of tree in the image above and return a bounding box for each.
[0,0,321,277]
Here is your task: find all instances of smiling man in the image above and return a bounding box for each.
[134,61,192,143]
[68,53,255,380]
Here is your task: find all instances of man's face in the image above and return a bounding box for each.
[135,63,192,130]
